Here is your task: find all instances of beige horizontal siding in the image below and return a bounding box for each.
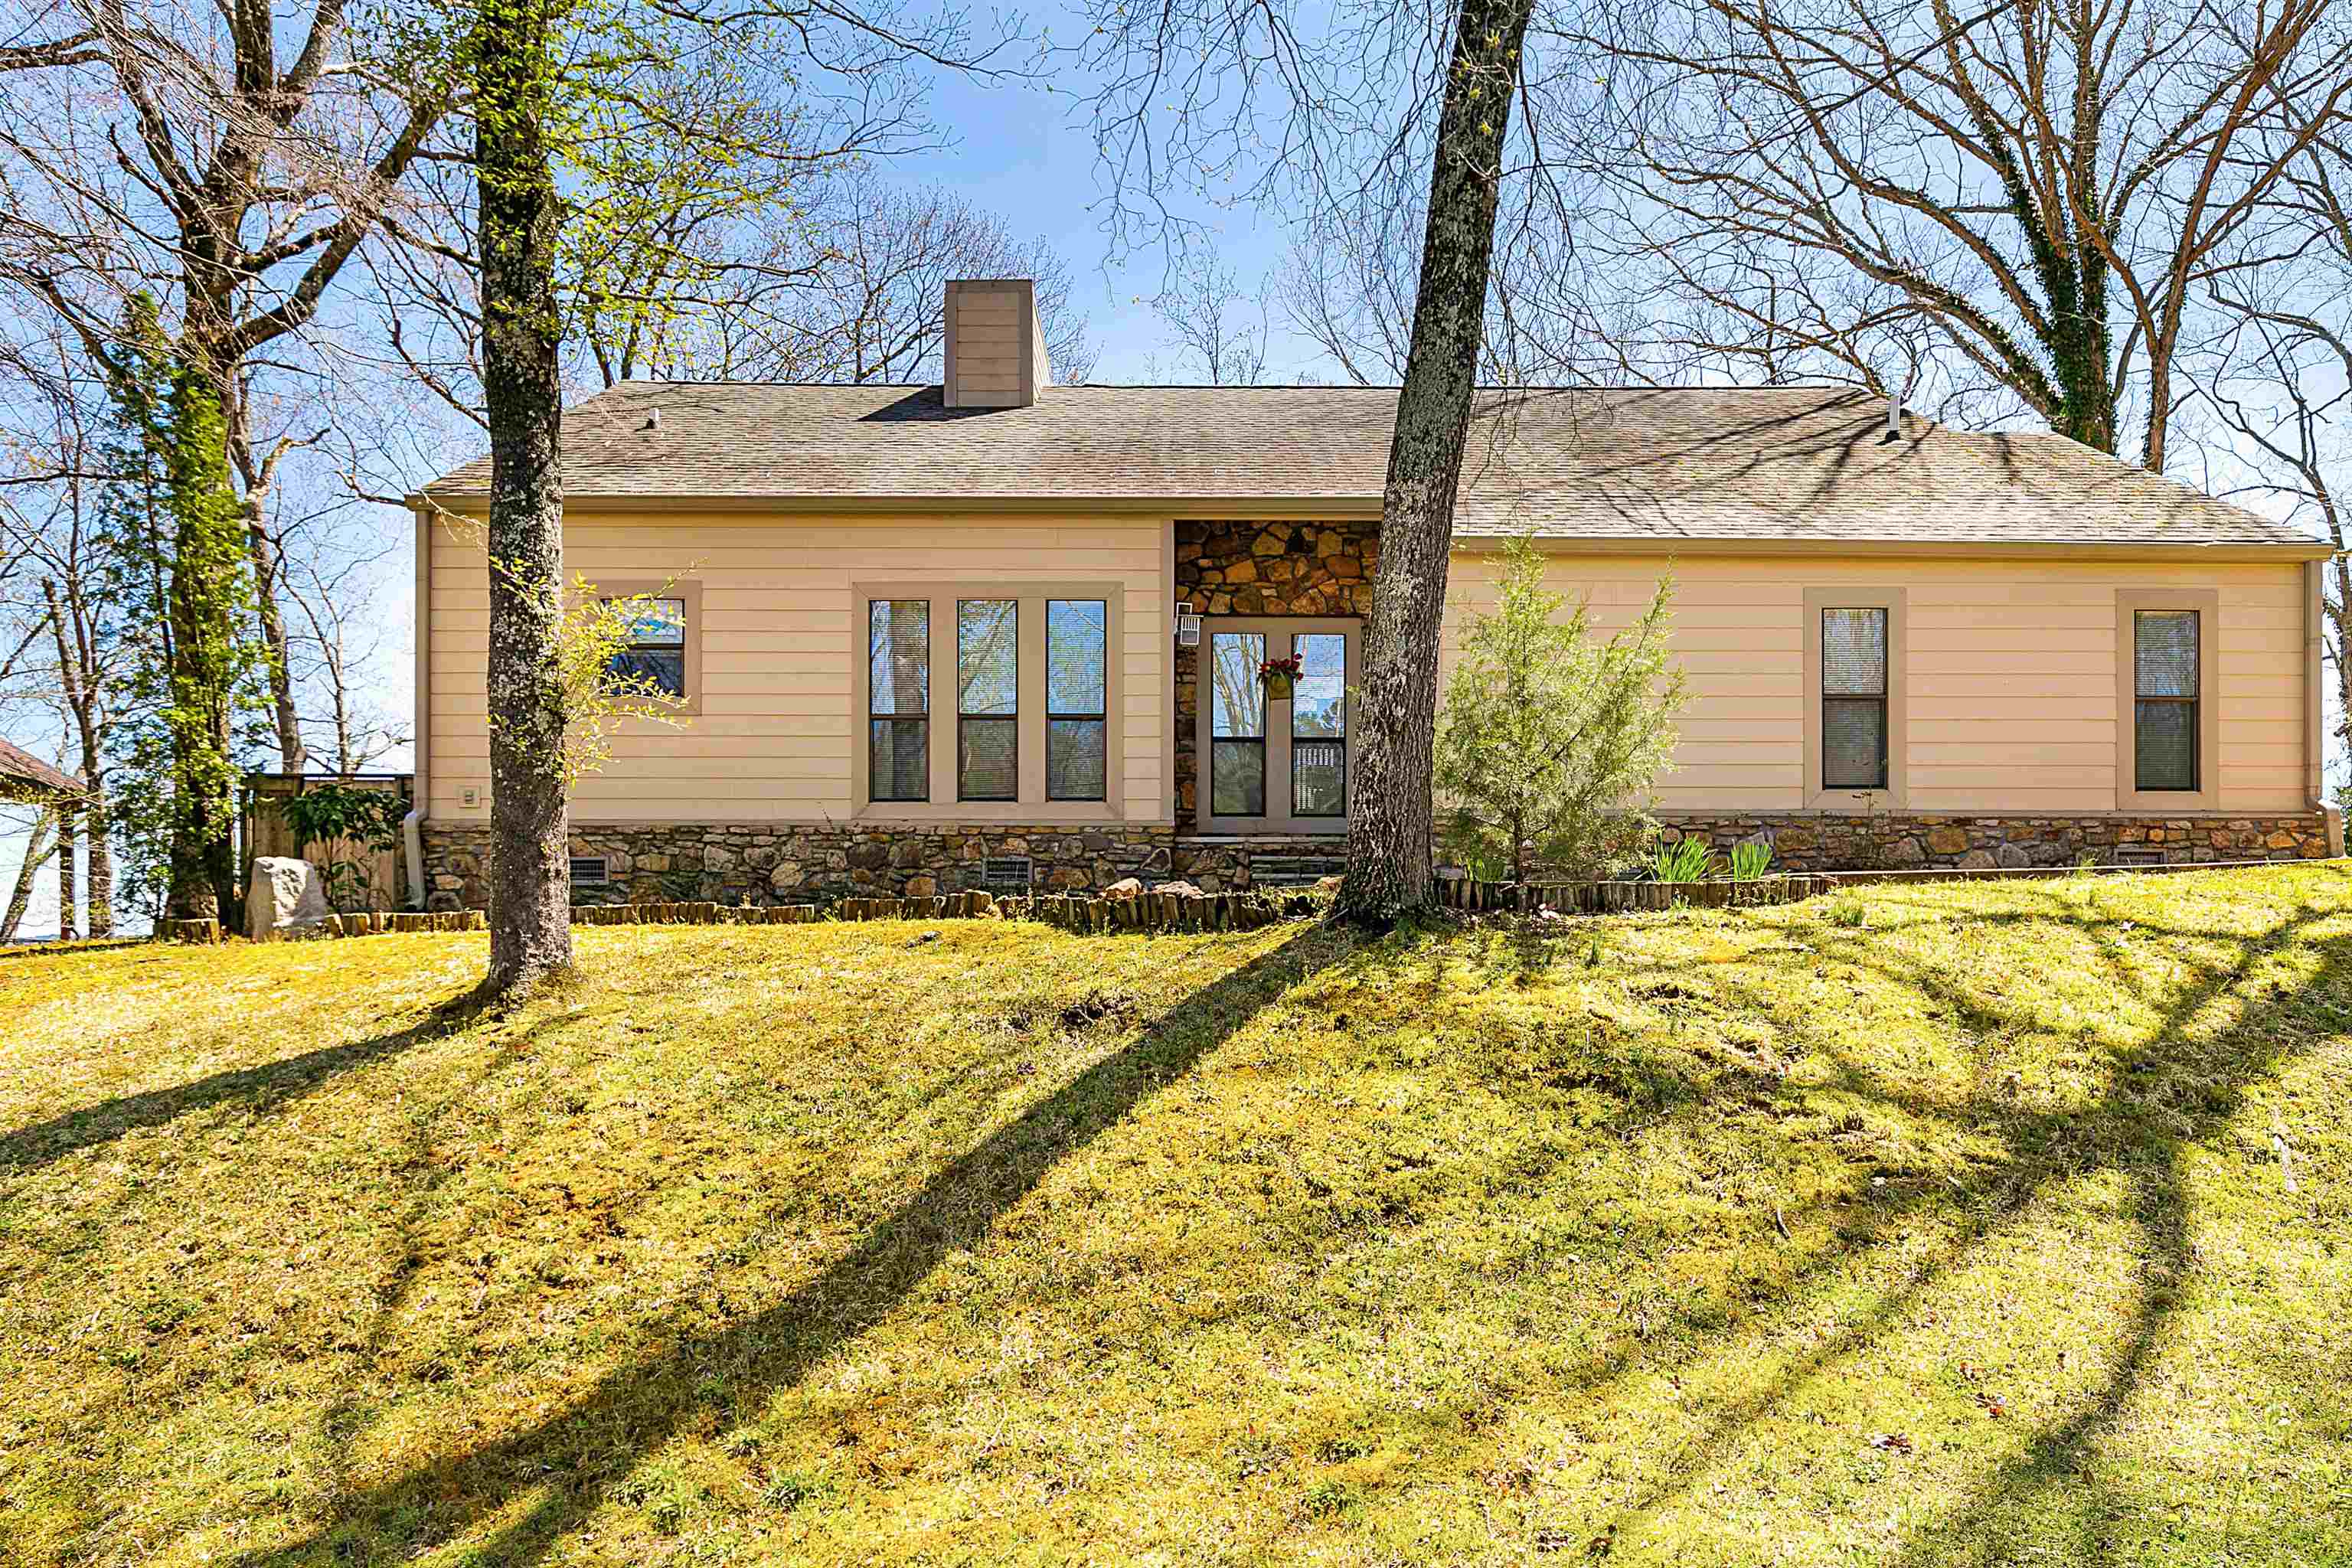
[1442,550,2312,814]
[426,518,2311,829]
[426,511,1169,825]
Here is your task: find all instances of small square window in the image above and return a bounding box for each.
[605,597,686,699]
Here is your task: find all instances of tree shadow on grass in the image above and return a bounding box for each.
[1566,884,2345,1563]
[227,922,1357,1568]
[0,991,485,1179]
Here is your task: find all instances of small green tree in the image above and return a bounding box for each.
[1434,538,1688,884]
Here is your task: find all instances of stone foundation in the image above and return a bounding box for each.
[420,812,2329,911]
[1656,812,2331,871]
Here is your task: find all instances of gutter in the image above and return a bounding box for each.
[405,501,431,909]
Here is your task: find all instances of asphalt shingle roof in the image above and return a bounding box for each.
[0,737,83,801]
[424,382,2321,551]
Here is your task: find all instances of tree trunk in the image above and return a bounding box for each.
[161,358,251,923]
[2,810,57,944]
[1336,0,1538,928]
[57,806,77,939]
[474,0,576,1001]
[244,499,308,774]
[87,797,113,938]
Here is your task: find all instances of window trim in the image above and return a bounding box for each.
[592,579,704,717]
[851,580,1125,822]
[2115,588,2220,810]
[1802,586,1906,809]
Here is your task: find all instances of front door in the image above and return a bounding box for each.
[1197,617,1360,835]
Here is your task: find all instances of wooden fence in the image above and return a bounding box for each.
[240,773,414,912]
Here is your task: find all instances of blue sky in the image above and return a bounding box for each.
[901,26,1334,381]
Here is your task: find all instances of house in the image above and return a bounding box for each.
[409,278,2335,909]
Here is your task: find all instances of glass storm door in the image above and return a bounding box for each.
[1198,618,1359,834]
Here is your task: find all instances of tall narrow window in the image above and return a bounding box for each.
[957,599,1018,801]
[1210,630,1266,816]
[1292,632,1346,816]
[868,599,929,802]
[1046,599,1107,800]
[2135,609,2200,791]
[606,597,686,699]
[1821,607,1889,790]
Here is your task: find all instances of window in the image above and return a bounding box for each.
[568,855,609,885]
[1210,630,1268,816]
[855,583,1121,815]
[1292,632,1346,815]
[958,599,1018,800]
[1195,616,1357,832]
[2134,609,2199,792]
[868,599,929,802]
[607,596,686,699]
[1821,606,1889,790]
[1046,599,1107,800]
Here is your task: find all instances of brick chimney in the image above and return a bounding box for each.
[943,279,1050,409]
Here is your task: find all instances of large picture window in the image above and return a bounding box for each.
[1046,599,1107,800]
[958,599,1018,800]
[1821,606,1889,790]
[2134,609,2200,792]
[856,583,1122,815]
[868,599,929,802]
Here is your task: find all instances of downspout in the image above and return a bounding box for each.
[2309,558,2343,856]
[404,499,432,907]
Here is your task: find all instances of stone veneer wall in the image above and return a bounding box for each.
[1657,812,2331,870]
[1173,518,1380,822]
[421,812,2327,910]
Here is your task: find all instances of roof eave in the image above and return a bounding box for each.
[410,488,2328,560]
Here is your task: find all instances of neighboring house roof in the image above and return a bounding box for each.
[421,382,2325,554]
[0,737,83,802]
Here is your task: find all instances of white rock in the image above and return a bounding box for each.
[1103,877,1145,900]
[246,856,330,942]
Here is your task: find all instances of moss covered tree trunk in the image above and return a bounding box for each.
[160,358,252,923]
[1336,0,1538,927]
[474,0,575,1000]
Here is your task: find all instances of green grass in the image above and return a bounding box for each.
[2,866,2349,1566]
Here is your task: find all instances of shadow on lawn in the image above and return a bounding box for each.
[1573,880,2345,1563]
[0,996,481,1178]
[228,921,1355,1568]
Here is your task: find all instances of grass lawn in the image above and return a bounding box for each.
[2,867,2349,1566]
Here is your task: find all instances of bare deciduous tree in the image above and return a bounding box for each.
[1148,253,1268,384]
[2194,148,2352,787]
[1556,0,2352,467]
